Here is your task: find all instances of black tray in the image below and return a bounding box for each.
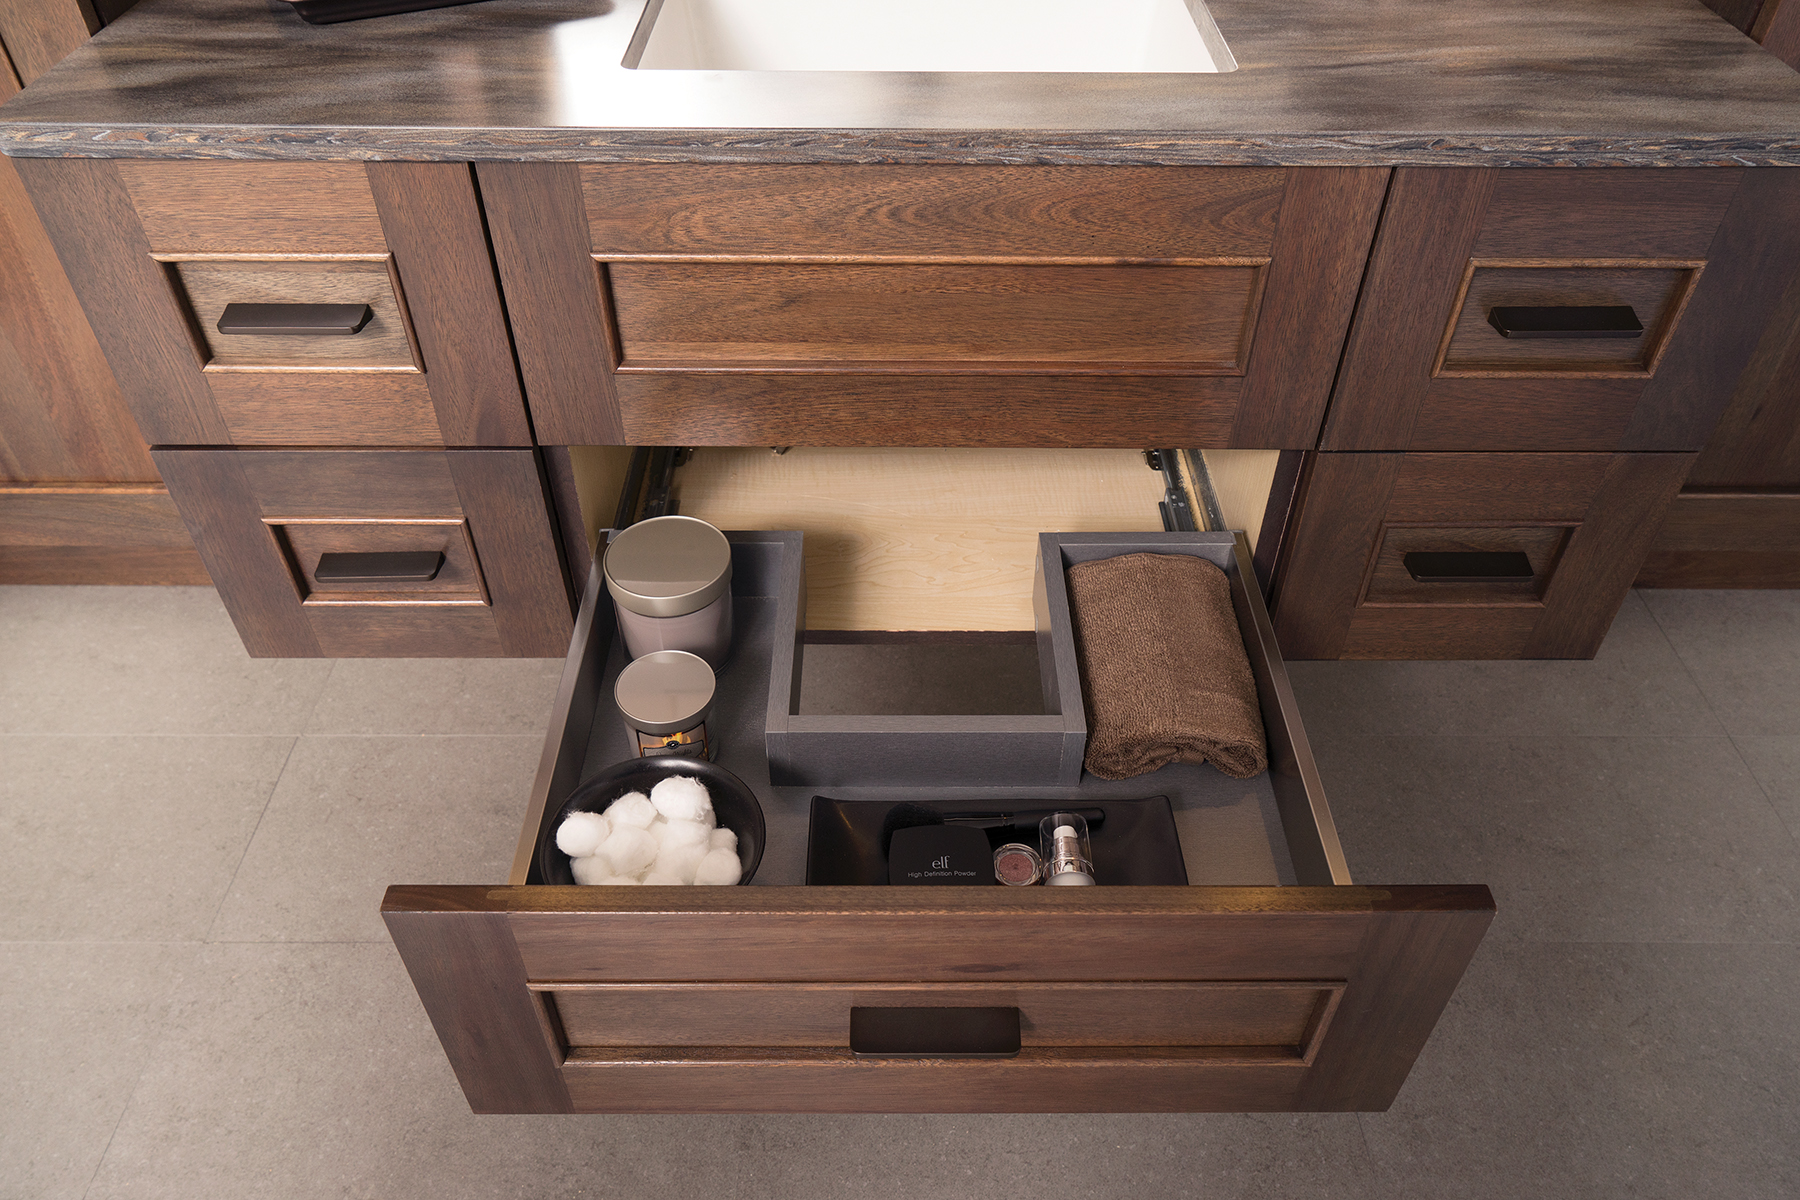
[805,796,1189,886]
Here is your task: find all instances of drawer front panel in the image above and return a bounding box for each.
[608,261,1265,372]
[582,164,1285,259]
[480,162,1389,448]
[153,449,571,658]
[542,981,1340,1052]
[1275,451,1693,659]
[1326,167,1757,452]
[18,159,528,447]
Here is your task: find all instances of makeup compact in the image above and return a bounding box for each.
[887,825,992,885]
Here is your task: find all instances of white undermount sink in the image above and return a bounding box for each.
[625,0,1238,73]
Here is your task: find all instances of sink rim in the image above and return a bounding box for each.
[621,0,1240,75]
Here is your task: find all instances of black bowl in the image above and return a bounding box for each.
[537,756,765,886]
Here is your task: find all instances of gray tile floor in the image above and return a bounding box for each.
[2,585,1797,1199]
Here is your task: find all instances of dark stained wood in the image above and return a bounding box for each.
[173,257,417,369]
[546,981,1338,1050]
[1705,0,1767,34]
[1437,264,1697,375]
[1623,168,1800,451]
[1636,491,1800,587]
[0,154,154,483]
[0,0,95,87]
[608,261,1262,371]
[13,157,228,446]
[1754,0,1800,67]
[279,519,483,603]
[206,372,442,446]
[308,605,504,658]
[1526,453,1694,656]
[381,884,1492,1113]
[1341,605,1543,660]
[1,41,21,95]
[539,445,593,590]
[1293,903,1494,1110]
[1252,449,1306,594]
[152,450,321,657]
[1278,451,1691,659]
[476,162,624,445]
[1474,170,1741,260]
[237,450,463,517]
[1324,169,1495,449]
[1408,378,1644,452]
[1271,453,1403,659]
[616,375,1242,447]
[447,449,575,656]
[1387,453,1610,523]
[581,164,1285,259]
[0,487,207,584]
[114,161,387,255]
[366,162,532,447]
[382,909,573,1114]
[1687,183,1800,486]
[1233,166,1391,447]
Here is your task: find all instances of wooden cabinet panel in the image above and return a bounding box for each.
[1274,451,1692,659]
[481,163,1387,448]
[384,885,1491,1114]
[17,159,530,448]
[1322,168,1798,454]
[152,449,573,657]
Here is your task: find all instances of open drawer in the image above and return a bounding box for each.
[383,449,1492,1114]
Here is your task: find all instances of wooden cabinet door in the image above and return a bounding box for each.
[153,449,573,657]
[1323,168,1800,454]
[478,163,1388,449]
[1273,451,1693,660]
[15,158,531,449]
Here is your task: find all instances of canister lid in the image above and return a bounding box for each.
[603,516,733,618]
[614,650,716,735]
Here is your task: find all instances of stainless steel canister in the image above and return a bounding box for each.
[614,649,717,759]
[603,515,733,667]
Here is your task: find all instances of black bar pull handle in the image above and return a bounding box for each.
[850,1007,1022,1058]
[1405,551,1534,584]
[1487,305,1643,339]
[217,303,373,336]
[315,551,443,583]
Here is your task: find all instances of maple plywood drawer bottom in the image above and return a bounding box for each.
[382,454,1492,1114]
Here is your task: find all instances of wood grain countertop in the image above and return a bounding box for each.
[3,0,1800,165]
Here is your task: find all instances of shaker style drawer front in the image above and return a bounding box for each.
[13,158,530,447]
[478,162,1389,448]
[1274,452,1693,660]
[152,449,572,657]
[1325,168,1764,453]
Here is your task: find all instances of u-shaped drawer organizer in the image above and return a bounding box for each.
[383,448,1492,1113]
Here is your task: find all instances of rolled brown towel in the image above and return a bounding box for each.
[1066,552,1268,781]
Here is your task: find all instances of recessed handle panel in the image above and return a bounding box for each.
[1403,551,1535,584]
[314,550,444,583]
[849,1006,1022,1058]
[1486,305,1643,339]
[217,302,374,336]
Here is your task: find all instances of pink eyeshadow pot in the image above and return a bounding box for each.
[993,843,1044,886]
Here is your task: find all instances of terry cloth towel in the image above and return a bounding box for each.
[1066,552,1268,781]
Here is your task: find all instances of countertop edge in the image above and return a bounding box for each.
[5,124,1800,167]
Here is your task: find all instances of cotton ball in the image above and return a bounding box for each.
[693,847,742,886]
[599,825,658,876]
[654,840,709,884]
[642,870,685,886]
[569,854,612,885]
[709,827,737,854]
[650,775,713,822]
[660,819,710,849]
[555,811,609,858]
[601,874,641,885]
[605,792,657,829]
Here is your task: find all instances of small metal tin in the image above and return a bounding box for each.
[614,649,717,759]
[993,842,1043,886]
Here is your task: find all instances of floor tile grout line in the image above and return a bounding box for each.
[199,734,301,946]
[1725,733,1800,851]
[1634,587,1736,736]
